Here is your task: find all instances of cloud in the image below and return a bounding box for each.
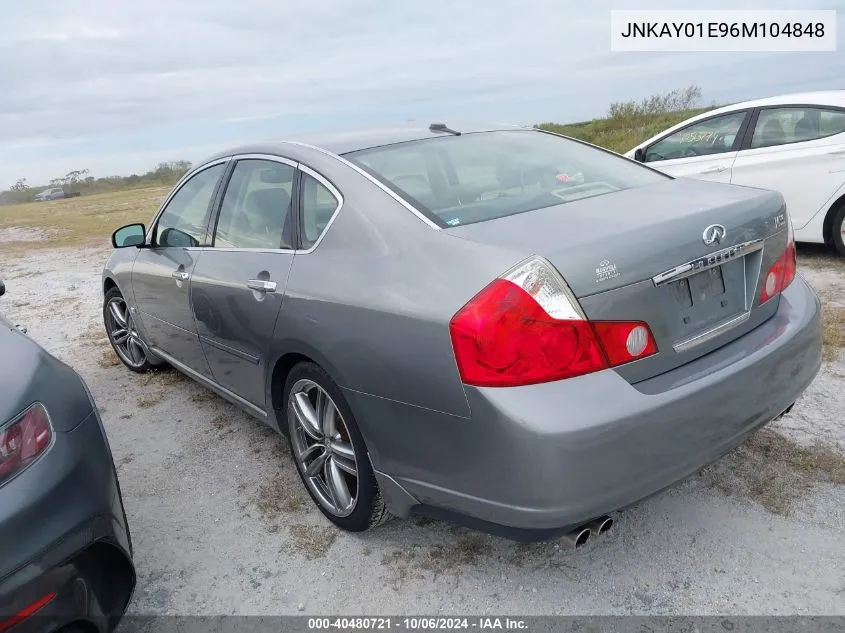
[1,0,843,186]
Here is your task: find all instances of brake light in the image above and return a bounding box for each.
[0,592,57,633]
[760,215,797,304]
[0,403,52,484]
[449,256,657,387]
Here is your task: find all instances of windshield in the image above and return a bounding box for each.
[345,130,669,227]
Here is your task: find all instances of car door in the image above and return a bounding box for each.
[189,157,299,408]
[640,110,750,183]
[730,105,845,233]
[131,161,227,375]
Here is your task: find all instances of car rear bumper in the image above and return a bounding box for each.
[358,275,822,538]
[0,403,134,631]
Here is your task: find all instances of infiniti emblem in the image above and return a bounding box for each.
[702,224,726,246]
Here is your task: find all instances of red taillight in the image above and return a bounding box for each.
[0,592,56,633]
[592,321,658,367]
[760,215,797,304]
[449,257,657,387]
[0,403,52,484]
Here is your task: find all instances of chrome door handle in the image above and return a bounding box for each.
[246,279,277,293]
[699,166,727,174]
[171,271,189,281]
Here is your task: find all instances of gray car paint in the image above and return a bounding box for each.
[0,298,134,627]
[102,125,822,537]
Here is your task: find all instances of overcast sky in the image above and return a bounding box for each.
[1,0,842,188]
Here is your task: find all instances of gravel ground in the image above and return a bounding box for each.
[1,243,844,616]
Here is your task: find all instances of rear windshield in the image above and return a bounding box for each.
[344,130,669,227]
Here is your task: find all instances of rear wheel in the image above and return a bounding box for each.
[284,362,389,532]
[103,287,155,373]
[832,204,845,256]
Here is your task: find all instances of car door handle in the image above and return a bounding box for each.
[828,148,845,155]
[171,271,190,281]
[699,166,728,174]
[246,279,277,293]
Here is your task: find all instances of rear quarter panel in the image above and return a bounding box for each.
[269,150,526,420]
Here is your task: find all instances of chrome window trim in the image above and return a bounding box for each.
[297,162,344,254]
[283,140,442,230]
[203,153,344,255]
[229,153,297,168]
[145,157,232,244]
[213,154,299,252]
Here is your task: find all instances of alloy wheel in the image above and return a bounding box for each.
[105,297,147,369]
[288,379,359,517]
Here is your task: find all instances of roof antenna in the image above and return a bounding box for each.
[429,123,461,136]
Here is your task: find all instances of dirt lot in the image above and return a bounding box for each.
[1,223,844,615]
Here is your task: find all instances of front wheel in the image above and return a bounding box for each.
[103,287,156,373]
[284,362,390,532]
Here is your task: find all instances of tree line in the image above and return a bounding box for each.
[0,160,192,205]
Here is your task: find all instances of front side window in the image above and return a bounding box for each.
[645,112,746,162]
[300,172,340,249]
[345,130,668,227]
[213,159,295,249]
[154,163,225,247]
[751,107,845,149]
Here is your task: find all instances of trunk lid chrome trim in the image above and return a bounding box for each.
[652,239,764,286]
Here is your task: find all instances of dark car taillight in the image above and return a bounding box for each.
[0,403,53,484]
[449,256,657,387]
[760,215,797,304]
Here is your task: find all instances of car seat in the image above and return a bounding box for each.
[244,188,292,248]
[757,118,785,148]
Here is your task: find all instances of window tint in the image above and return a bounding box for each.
[645,112,746,162]
[213,159,295,249]
[300,172,340,249]
[347,131,667,227]
[154,163,224,247]
[751,107,845,149]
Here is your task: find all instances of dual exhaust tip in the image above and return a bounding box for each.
[562,515,613,549]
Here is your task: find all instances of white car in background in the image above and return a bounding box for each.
[626,91,845,255]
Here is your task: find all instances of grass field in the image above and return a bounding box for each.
[0,185,169,252]
[538,107,713,154]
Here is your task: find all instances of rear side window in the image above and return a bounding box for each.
[213,159,295,249]
[300,172,340,249]
[751,107,845,149]
[345,131,668,227]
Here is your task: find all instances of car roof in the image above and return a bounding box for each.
[721,89,845,110]
[199,122,532,164]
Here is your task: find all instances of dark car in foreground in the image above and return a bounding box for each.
[102,123,822,547]
[0,280,134,632]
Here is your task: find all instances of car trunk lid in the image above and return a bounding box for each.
[447,178,789,382]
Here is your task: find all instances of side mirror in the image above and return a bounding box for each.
[159,227,199,248]
[112,223,146,248]
[634,148,646,163]
[0,280,5,298]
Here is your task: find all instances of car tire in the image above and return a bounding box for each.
[284,362,390,532]
[103,287,156,373]
[832,204,845,256]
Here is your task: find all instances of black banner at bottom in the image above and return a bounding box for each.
[79,616,845,633]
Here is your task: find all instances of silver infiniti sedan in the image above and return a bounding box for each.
[102,123,822,546]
